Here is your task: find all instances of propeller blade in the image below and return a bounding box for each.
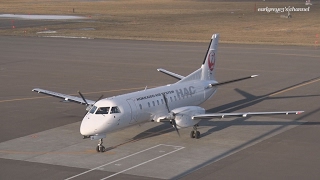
[171,119,180,137]
[162,93,170,113]
[78,91,88,106]
[96,94,104,102]
[162,93,179,137]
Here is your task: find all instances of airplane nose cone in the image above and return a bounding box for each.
[80,114,110,136]
[80,116,95,136]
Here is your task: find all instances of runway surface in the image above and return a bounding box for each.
[0,36,319,180]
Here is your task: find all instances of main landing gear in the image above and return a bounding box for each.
[96,138,106,153]
[190,124,201,139]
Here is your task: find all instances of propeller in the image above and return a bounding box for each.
[78,91,104,111]
[96,94,104,102]
[78,91,89,106]
[162,93,180,137]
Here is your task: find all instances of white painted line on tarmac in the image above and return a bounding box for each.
[65,144,184,180]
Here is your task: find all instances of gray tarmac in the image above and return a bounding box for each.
[0,36,319,180]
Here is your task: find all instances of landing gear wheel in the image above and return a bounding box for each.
[99,145,105,152]
[190,131,195,138]
[191,124,200,139]
[96,138,105,153]
[195,131,200,139]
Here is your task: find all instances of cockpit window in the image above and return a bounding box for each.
[110,106,121,114]
[96,107,110,114]
[89,106,97,114]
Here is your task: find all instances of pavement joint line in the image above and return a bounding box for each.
[233,51,320,59]
[5,74,318,104]
[269,78,320,97]
[220,46,320,53]
[217,77,320,113]
[65,144,184,180]
[0,86,157,103]
[100,146,185,180]
[0,150,113,155]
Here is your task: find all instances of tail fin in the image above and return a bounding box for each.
[177,34,219,83]
[201,34,219,80]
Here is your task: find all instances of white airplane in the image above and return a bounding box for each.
[33,34,303,152]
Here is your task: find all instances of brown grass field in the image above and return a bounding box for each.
[0,0,319,45]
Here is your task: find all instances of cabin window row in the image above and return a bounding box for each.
[138,95,181,110]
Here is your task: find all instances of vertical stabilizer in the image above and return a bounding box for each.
[177,33,219,84]
[201,34,219,80]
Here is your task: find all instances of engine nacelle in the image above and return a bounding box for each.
[171,106,205,128]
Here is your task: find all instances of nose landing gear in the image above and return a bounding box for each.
[96,138,105,152]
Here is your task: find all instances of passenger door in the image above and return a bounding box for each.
[126,99,138,124]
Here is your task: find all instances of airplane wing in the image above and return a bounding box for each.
[157,68,185,80]
[32,88,95,105]
[192,111,304,119]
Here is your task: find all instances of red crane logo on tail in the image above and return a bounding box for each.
[207,51,215,71]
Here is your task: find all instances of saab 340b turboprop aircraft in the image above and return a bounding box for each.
[33,34,303,152]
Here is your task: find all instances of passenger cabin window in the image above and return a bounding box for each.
[170,97,173,102]
[174,96,177,101]
[110,106,121,114]
[148,102,150,107]
[157,100,159,105]
[139,104,142,110]
[96,107,110,114]
[161,99,164,104]
[152,101,155,106]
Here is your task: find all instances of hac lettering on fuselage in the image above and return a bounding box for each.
[176,86,196,98]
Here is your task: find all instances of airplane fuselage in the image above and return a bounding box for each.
[80,79,217,136]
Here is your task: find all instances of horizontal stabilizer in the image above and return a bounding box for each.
[207,75,258,88]
[157,68,185,80]
[32,88,95,105]
[192,111,304,120]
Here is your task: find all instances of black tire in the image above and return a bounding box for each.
[96,146,100,152]
[195,131,200,139]
[99,146,105,152]
[190,131,195,138]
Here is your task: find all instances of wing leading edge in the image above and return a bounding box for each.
[192,111,304,120]
[32,88,95,105]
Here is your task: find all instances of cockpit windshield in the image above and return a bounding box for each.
[89,106,97,114]
[96,107,110,114]
[110,106,121,114]
[89,106,121,114]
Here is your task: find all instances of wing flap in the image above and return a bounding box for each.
[32,88,95,105]
[192,111,304,119]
